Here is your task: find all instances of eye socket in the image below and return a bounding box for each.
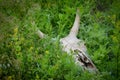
[74,50,77,52]
[84,43,86,45]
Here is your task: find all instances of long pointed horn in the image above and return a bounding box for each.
[69,9,80,37]
[36,29,45,38]
[32,21,45,39]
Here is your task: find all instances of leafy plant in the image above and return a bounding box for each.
[0,0,119,80]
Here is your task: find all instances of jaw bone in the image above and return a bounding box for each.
[37,9,98,72]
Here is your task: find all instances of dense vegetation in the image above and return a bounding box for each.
[0,0,120,80]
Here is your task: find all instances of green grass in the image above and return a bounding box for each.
[0,0,120,80]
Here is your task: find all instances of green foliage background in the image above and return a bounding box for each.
[0,0,120,80]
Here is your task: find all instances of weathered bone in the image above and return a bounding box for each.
[37,9,98,73]
[36,29,45,39]
[60,9,98,72]
[69,9,80,37]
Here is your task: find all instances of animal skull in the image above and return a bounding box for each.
[37,9,98,73]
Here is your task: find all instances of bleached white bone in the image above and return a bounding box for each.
[37,9,98,73]
[60,9,98,72]
[36,29,45,39]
